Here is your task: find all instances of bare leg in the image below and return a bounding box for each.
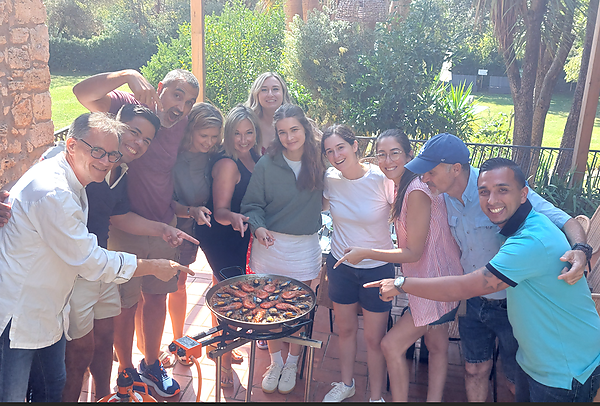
[361,309,390,401]
[113,303,138,371]
[381,312,427,402]
[423,325,449,402]
[168,272,188,340]
[135,295,145,355]
[89,318,115,399]
[267,337,282,355]
[464,360,493,401]
[141,292,168,365]
[332,302,360,386]
[62,330,94,402]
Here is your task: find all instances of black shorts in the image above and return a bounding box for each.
[326,253,395,313]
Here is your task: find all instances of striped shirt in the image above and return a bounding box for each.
[396,178,463,327]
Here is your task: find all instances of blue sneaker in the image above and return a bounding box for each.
[138,358,147,374]
[140,359,180,398]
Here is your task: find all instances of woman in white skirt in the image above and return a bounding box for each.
[241,103,325,395]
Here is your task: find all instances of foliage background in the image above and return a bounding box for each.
[141,0,285,112]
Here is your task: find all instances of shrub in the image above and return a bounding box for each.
[472,112,513,145]
[404,79,477,140]
[282,8,374,127]
[283,0,454,136]
[48,0,190,74]
[534,171,600,218]
[141,0,286,112]
[49,30,159,73]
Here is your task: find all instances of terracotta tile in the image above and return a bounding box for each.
[355,349,368,363]
[448,340,463,365]
[324,333,340,359]
[313,308,334,333]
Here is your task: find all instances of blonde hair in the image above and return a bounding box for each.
[245,72,292,118]
[181,102,224,153]
[222,104,262,160]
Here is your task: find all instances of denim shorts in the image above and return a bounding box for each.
[458,296,518,383]
[515,362,600,402]
[326,253,395,313]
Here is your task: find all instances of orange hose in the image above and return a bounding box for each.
[191,355,202,402]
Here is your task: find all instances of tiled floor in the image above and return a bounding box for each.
[80,252,513,402]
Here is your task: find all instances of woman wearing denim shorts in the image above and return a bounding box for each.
[339,129,463,402]
[321,124,396,402]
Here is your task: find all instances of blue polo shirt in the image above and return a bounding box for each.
[444,166,571,299]
[487,200,600,389]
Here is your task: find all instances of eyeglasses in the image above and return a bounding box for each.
[78,139,122,163]
[376,150,404,162]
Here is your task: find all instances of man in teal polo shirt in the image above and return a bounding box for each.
[367,157,600,402]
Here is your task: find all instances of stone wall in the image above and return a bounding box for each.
[0,0,52,188]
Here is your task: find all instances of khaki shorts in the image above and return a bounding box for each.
[108,216,179,309]
[68,277,122,340]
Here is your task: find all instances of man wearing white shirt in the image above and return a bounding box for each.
[0,112,193,402]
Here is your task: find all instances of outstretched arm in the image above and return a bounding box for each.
[364,266,509,302]
[134,259,195,281]
[110,212,199,248]
[73,69,162,112]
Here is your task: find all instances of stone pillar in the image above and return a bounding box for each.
[0,0,53,188]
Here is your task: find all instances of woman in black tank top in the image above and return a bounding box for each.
[194,104,261,387]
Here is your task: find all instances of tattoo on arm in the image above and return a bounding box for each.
[481,268,506,293]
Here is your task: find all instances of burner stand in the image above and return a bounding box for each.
[200,320,322,402]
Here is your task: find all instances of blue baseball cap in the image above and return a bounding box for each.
[404,133,470,174]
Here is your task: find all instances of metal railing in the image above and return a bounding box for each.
[54,126,69,142]
[52,126,600,190]
[356,136,600,191]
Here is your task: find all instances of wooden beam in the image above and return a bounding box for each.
[571,3,600,183]
[191,0,205,102]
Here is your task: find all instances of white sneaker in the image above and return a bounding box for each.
[278,362,298,394]
[262,362,283,393]
[323,379,355,402]
[370,397,385,402]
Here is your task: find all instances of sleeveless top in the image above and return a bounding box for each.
[197,149,259,241]
[396,177,463,327]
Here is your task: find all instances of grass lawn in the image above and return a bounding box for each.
[50,73,131,130]
[50,74,89,130]
[473,93,600,151]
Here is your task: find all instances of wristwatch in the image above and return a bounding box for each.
[393,276,406,293]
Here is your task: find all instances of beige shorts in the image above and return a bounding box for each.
[68,277,122,340]
[107,216,179,309]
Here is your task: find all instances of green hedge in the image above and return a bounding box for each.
[49,31,159,74]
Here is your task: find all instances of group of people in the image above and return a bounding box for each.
[0,66,598,403]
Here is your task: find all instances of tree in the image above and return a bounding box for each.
[480,0,578,160]
[556,0,598,175]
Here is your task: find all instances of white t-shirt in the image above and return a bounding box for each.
[283,154,302,179]
[323,163,395,268]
